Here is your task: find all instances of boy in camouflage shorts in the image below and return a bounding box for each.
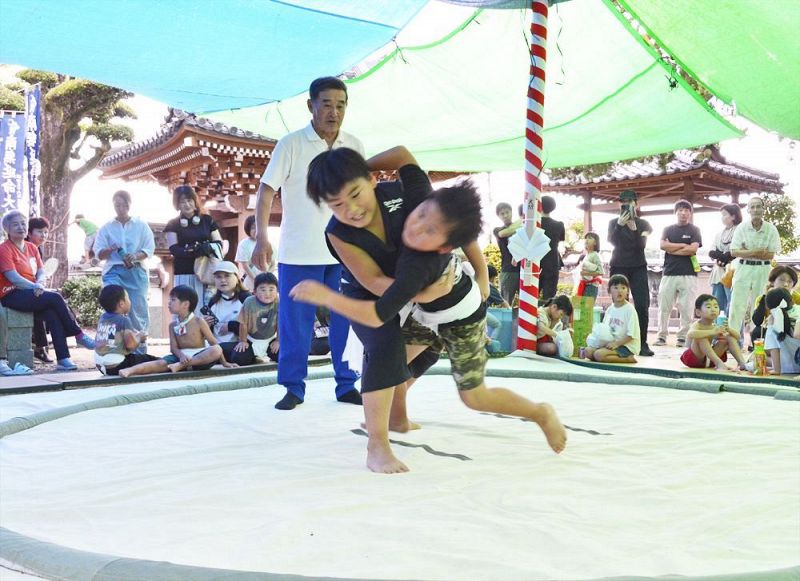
[291,146,566,474]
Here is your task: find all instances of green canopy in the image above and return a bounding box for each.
[621,0,800,140]
[209,0,741,171]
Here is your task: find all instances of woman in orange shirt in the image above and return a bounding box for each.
[0,211,95,371]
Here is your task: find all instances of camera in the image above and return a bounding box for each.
[621,203,636,218]
[200,305,218,327]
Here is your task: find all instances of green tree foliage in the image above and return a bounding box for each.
[762,193,798,254]
[482,242,502,274]
[62,276,103,327]
[0,70,136,286]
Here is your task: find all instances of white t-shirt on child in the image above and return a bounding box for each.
[602,301,640,354]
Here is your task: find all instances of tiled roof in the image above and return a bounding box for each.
[546,150,782,189]
[99,109,274,168]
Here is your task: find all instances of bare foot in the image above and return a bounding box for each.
[118,368,132,378]
[536,403,567,454]
[366,439,409,474]
[361,419,421,433]
[167,362,185,373]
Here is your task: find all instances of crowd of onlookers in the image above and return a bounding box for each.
[493,192,800,377]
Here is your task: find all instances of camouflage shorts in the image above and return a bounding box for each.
[402,316,487,391]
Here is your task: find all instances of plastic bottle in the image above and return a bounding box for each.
[715,313,728,329]
[752,339,768,376]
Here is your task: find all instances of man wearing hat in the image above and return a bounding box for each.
[607,189,654,356]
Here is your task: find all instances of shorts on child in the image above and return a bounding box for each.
[162,348,215,371]
[402,316,486,391]
[98,353,159,376]
[680,348,727,369]
[351,317,413,393]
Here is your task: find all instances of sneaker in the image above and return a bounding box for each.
[639,345,655,357]
[75,334,96,350]
[0,360,13,376]
[337,389,363,405]
[274,392,303,410]
[676,338,686,348]
[654,338,667,347]
[56,358,78,371]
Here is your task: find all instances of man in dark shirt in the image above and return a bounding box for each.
[493,202,521,306]
[539,196,565,300]
[607,189,655,356]
[655,200,702,347]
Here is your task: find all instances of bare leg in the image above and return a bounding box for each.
[696,337,729,371]
[459,383,567,453]
[119,359,169,378]
[592,348,636,364]
[188,345,223,368]
[767,349,782,375]
[362,387,409,474]
[725,336,747,369]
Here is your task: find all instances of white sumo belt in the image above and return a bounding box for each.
[411,259,481,334]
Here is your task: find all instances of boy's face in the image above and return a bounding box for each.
[325,176,378,229]
[214,271,238,293]
[675,206,692,225]
[402,199,452,253]
[609,283,628,303]
[256,283,278,304]
[497,207,512,226]
[168,296,191,317]
[697,298,720,320]
[118,292,131,315]
[773,273,795,290]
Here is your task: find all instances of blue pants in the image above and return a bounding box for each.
[277,263,357,400]
[2,289,81,360]
[103,264,149,354]
[710,282,731,315]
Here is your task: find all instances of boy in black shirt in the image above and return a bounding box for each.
[294,147,566,474]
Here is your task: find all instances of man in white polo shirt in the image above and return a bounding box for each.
[728,196,781,339]
[251,77,362,410]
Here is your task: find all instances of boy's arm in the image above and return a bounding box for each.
[462,240,489,301]
[198,318,219,346]
[497,220,523,238]
[687,322,720,340]
[122,329,141,351]
[291,282,383,327]
[329,234,395,297]
[366,146,417,171]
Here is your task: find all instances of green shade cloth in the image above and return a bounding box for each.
[208,0,740,171]
[620,0,800,140]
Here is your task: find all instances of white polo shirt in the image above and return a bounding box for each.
[260,123,365,265]
[93,216,156,275]
[730,219,780,262]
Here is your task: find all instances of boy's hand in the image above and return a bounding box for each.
[234,341,249,353]
[138,332,148,344]
[290,280,332,306]
[178,352,191,364]
[269,340,279,354]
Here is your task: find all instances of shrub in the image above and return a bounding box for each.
[62,275,103,327]
[483,243,502,274]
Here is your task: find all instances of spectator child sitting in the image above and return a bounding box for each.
[94,285,159,375]
[751,266,799,346]
[310,306,331,356]
[119,285,234,377]
[576,232,603,298]
[763,287,800,375]
[584,274,639,363]
[681,294,747,372]
[203,261,253,366]
[234,272,280,363]
[536,295,573,357]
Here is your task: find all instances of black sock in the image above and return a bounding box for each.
[275,392,303,410]
[337,389,363,405]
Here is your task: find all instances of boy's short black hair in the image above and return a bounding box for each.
[487,264,498,279]
[99,284,127,313]
[170,285,198,313]
[545,294,573,317]
[495,202,512,215]
[431,180,483,249]
[309,76,348,101]
[768,265,798,286]
[254,272,278,289]
[694,293,718,312]
[307,148,371,206]
[541,195,556,214]
[607,274,630,290]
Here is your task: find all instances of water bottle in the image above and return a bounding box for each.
[715,313,728,329]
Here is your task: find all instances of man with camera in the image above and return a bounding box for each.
[607,189,654,356]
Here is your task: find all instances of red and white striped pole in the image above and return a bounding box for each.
[517,0,548,352]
